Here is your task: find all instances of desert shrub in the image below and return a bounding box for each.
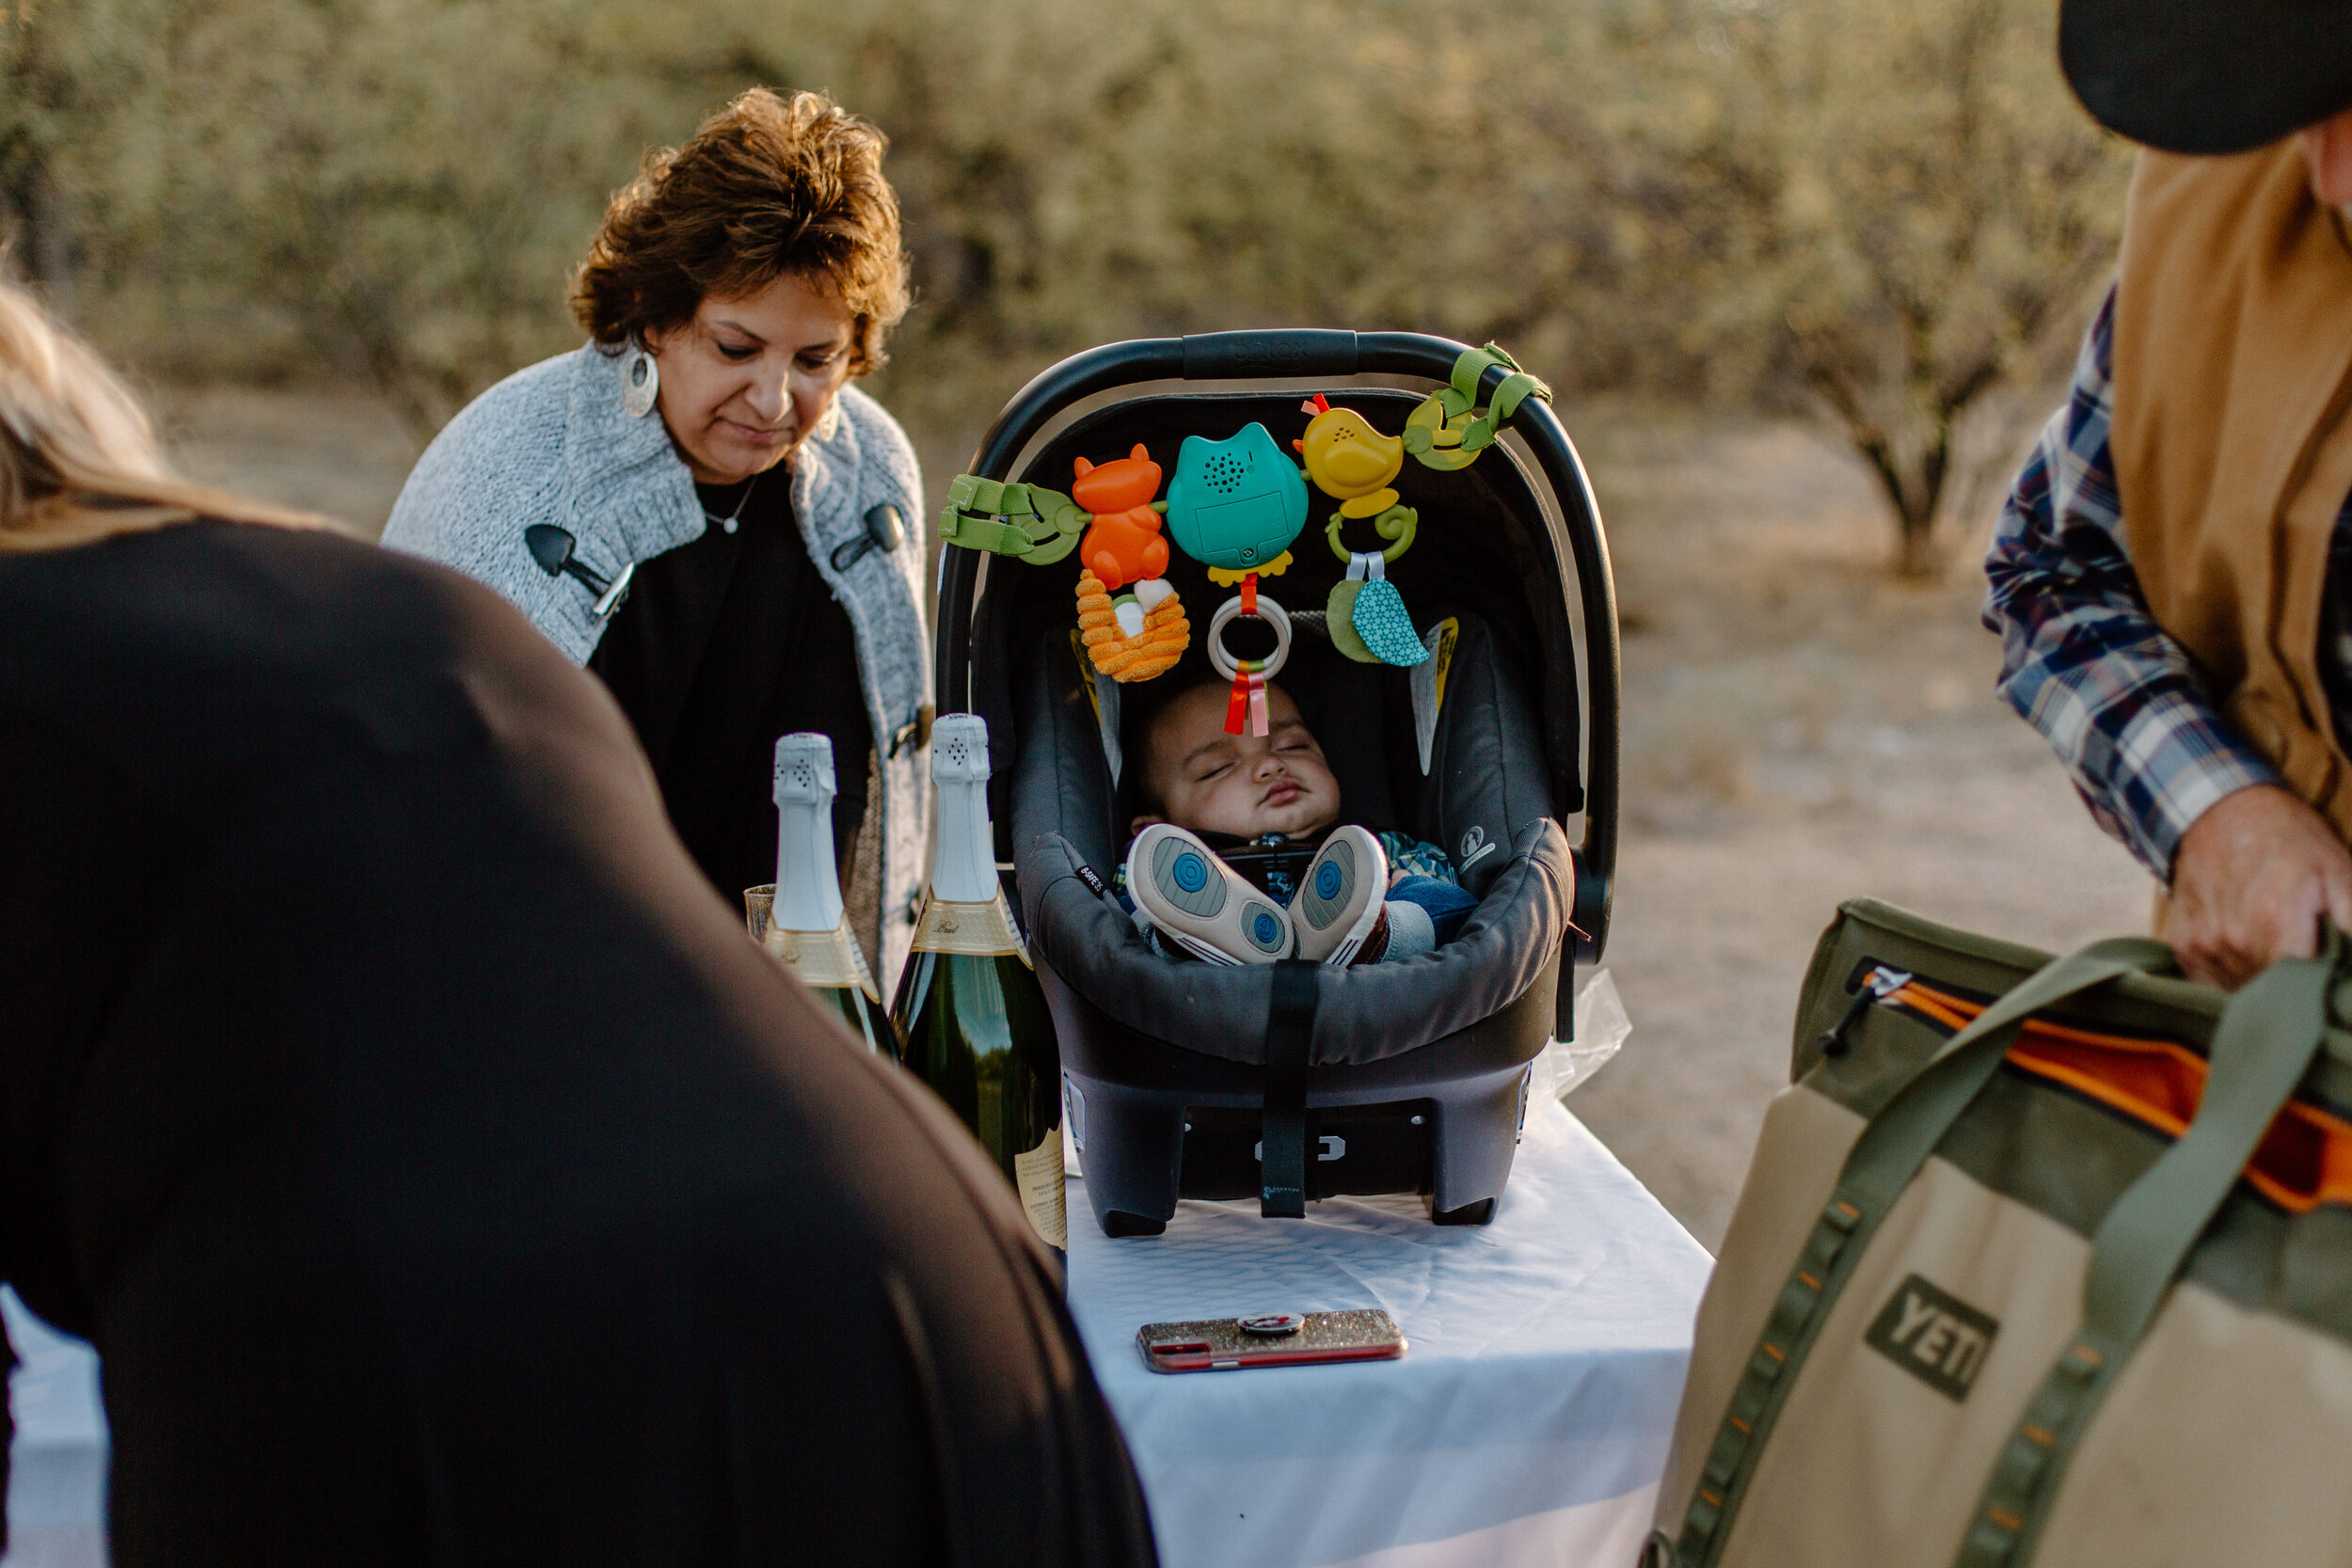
[1603,0,2129,571]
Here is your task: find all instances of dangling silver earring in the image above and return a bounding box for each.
[621,341,659,420]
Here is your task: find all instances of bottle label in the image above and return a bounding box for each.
[759,923,880,1002]
[1013,1123,1069,1250]
[909,893,1031,966]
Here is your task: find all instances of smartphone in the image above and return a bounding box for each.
[1136,1309,1406,1372]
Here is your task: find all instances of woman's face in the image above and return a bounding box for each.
[644,273,856,485]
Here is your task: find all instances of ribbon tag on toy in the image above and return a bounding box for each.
[1225,664,1270,736]
[1228,571,1267,735]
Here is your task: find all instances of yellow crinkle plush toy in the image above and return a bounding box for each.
[1077,571,1188,682]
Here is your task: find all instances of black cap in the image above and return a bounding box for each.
[2060,0,2352,154]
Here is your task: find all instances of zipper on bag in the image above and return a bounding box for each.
[1818,958,1915,1057]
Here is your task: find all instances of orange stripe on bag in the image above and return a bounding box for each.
[1891,979,2352,1213]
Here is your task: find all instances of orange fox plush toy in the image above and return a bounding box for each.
[1072,445,1169,591]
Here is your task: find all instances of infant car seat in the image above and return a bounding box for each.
[937,330,1619,1236]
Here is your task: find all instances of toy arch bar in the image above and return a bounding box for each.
[936,328,1621,964]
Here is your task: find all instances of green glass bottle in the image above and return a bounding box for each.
[745,732,900,1057]
[889,713,1067,1252]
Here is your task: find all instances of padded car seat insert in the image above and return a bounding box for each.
[1012,610,1574,1236]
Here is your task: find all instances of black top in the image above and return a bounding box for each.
[0,521,1153,1568]
[589,473,869,901]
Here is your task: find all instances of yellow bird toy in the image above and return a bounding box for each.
[1294,395,1406,519]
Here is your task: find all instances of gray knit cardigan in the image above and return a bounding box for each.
[381,342,931,987]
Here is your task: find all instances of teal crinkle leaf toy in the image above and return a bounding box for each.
[1347,554,1429,667]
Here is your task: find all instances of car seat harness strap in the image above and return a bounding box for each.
[1262,959,1321,1217]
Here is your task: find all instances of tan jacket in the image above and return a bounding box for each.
[2110,142,2352,840]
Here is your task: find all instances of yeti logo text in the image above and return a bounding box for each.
[1864,1275,1999,1402]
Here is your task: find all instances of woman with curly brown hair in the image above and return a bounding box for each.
[385,87,930,989]
[0,278,1156,1565]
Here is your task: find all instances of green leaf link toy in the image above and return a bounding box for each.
[938,474,1089,565]
[1401,342,1553,469]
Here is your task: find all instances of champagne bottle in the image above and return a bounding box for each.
[890,713,1067,1251]
[745,732,900,1057]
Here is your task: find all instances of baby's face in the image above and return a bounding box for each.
[1136,683,1342,841]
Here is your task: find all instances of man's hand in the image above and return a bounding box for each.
[2169,784,2352,989]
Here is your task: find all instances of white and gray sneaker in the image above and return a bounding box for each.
[1126,824,1297,965]
[1290,825,1388,966]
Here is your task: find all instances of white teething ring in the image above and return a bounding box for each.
[1206,591,1293,682]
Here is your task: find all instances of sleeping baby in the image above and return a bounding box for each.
[1118,679,1478,966]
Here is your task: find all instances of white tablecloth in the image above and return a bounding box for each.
[1064,1101,1711,1568]
[3,1289,107,1568]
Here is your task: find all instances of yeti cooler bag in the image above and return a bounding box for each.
[1645,897,2352,1568]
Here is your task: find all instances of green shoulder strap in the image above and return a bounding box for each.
[1955,936,2338,1568]
[1665,935,2176,1568]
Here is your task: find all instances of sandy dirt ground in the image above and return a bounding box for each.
[160,386,2157,1252]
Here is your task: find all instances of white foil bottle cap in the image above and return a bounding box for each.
[930,713,992,785]
[773,732,837,805]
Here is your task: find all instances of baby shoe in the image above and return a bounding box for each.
[1289,825,1389,966]
[1126,824,1296,965]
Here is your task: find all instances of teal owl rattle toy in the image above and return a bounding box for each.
[1161,422,1311,585]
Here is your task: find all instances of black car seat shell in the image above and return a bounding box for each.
[936,334,1619,1237]
[1014,620,1573,1235]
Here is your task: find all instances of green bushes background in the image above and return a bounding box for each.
[0,0,2129,557]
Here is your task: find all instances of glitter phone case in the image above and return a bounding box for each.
[1136,1308,1406,1372]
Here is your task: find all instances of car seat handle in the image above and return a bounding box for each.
[1182,329,1360,381]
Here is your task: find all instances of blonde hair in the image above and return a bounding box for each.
[0,281,315,553]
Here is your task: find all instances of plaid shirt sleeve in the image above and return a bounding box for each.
[1980,281,2280,880]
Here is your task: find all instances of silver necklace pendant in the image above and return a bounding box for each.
[705,470,761,534]
[621,343,659,419]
